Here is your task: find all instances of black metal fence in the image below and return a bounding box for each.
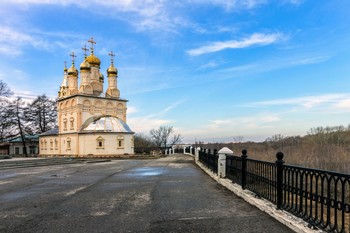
[198,148,218,174]
[195,148,350,232]
[223,150,350,233]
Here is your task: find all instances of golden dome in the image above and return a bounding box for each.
[68,64,78,76]
[86,53,101,67]
[64,66,68,72]
[80,59,91,71]
[107,63,118,75]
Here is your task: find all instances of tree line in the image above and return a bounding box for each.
[196,125,350,173]
[0,80,57,156]
[134,126,182,154]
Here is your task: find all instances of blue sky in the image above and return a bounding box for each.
[1,0,350,142]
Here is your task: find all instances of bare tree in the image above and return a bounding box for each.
[8,97,28,156]
[0,80,13,97]
[24,95,57,134]
[169,133,182,146]
[233,136,245,143]
[0,100,17,141]
[0,80,14,141]
[134,133,156,148]
[150,126,182,148]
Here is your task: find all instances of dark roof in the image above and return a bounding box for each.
[6,135,39,143]
[40,127,59,136]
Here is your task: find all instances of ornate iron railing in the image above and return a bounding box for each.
[222,150,350,232]
[198,148,218,174]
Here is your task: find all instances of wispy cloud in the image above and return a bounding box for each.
[187,0,267,11]
[187,33,282,56]
[245,93,350,111]
[217,55,330,77]
[0,26,84,56]
[127,100,186,133]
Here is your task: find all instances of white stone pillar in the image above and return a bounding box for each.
[195,147,200,161]
[183,146,186,154]
[218,147,233,178]
[169,149,172,154]
[190,146,193,155]
[165,149,168,155]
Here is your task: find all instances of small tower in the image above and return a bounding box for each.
[58,61,68,98]
[79,45,93,95]
[67,52,79,96]
[106,51,120,98]
[85,37,103,96]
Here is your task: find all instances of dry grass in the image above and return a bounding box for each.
[196,125,350,174]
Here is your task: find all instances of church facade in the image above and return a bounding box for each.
[40,38,134,157]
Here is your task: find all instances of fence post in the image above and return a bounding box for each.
[276,152,284,209]
[218,147,233,178]
[241,149,248,190]
[195,147,200,161]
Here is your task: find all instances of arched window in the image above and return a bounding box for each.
[117,136,124,149]
[70,117,74,130]
[50,139,53,150]
[63,118,67,131]
[54,139,58,150]
[66,137,71,150]
[96,136,105,149]
[117,103,123,115]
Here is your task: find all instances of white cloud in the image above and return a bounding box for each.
[128,117,172,133]
[0,26,84,56]
[187,0,267,11]
[127,100,185,133]
[246,94,350,110]
[216,55,330,77]
[187,33,282,56]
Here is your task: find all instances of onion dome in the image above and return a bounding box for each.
[68,64,78,76]
[86,53,101,67]
[107,63,118,75]
[80,59,91,71]
[64,66,68,73]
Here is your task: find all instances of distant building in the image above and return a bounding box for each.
[0,135,39,156]
[39,38,134,157]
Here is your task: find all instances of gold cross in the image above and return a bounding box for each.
[108,51,115,64]
[82,45,89,58]
[88,37,96,52]
[70,51,77,64]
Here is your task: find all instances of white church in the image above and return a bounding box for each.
[40,38,135,157]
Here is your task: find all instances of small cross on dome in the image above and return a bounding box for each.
[108,51,115,64]
[88,37,96,53]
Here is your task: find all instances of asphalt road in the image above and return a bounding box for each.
[0,154,294,233]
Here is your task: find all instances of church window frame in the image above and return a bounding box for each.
[54,139,58,150]
[70,117,74,130]
[44,140,47,150]
[66,137,71,150]
[50,139,53,150]
[117,103,123,115]
[41,140,44,150]
[63,118,67,131]
[117,136,124,149]
[96,136,105,149]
